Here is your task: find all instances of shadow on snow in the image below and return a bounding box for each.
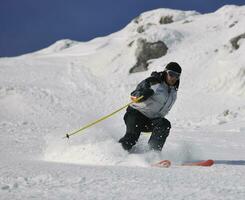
[214,160,245,166]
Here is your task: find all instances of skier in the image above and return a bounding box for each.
[119,62,182,151]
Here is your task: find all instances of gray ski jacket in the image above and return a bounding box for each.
[130,71,178,119]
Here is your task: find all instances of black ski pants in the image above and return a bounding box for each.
[119,106,171,151]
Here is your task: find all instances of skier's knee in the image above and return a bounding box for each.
[152,118,171,132]
[148,118,171,151]
[161,118,171,130]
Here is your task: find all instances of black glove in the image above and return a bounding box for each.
[131,88,154,102]
[151,71,163,82]
[141,88,154,100]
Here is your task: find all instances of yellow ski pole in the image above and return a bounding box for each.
[64,96,143,139]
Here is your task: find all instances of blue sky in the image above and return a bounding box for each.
[0,0,244,57]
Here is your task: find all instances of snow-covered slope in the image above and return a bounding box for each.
[1,5,245,200]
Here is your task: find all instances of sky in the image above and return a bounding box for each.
[0,0,244,57]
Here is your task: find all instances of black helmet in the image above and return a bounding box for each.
[165,62,182,74]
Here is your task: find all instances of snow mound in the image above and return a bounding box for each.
[132,8,200,25]
[34,39,80,55]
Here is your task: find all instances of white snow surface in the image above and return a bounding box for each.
[1,5,245,200]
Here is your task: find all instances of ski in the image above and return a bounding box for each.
[182,159,214,167]
[152,159,214,168]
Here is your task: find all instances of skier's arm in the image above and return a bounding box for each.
[131,72,162,102]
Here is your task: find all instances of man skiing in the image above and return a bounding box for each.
[119,62,182,151]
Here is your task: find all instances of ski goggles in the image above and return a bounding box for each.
[166,70,181,79]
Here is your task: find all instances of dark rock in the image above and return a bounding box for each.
[136,23,155,33]
[129,38,168,73]
[230,33,245,50]
[183,20,192,24]
[229,21,238,28]
[134,15,142,24]
[159,16,173,24]
[137,25,145,33]
[128,41,134,47]
[1,185,10,190]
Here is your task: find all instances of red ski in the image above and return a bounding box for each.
[182,159,214,167]
[152,159,214,168]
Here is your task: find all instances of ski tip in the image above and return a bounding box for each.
[151,160,171,168]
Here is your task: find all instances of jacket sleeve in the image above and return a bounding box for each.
[131,72,162,102]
